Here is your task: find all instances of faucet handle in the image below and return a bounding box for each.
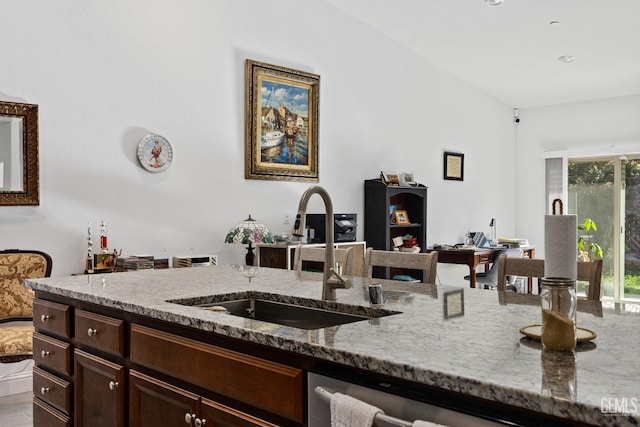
[328,267,345,284]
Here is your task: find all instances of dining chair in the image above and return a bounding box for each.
[496,255,545,293]
[293,244,355,276]
[0,249,53,363]
[497,256,603,301]
[364,248,438,283]
[578,259,603,301]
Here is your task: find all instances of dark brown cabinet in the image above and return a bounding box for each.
[33,295,306,427]
[364,179,428,280]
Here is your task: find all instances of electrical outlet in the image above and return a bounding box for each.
[283,211,290,224]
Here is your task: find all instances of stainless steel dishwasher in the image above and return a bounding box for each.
[308,371,504,427]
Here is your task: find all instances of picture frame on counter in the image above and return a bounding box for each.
[443,288,464,319]
[244,59,320,182]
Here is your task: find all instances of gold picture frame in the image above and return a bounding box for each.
[245,59,320,182]
[444,151,464,181]
[394,210,410,225]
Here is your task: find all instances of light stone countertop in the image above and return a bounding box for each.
[26,265,640,426]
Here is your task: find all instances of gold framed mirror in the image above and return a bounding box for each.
[0,100,39,205]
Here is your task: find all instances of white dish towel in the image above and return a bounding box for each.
[330,392,383,427]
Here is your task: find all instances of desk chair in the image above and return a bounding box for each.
[293,245,355,276]
[364,248,438,283]
[0,249,53,363]
[465,248,523,290]
[497,256,603,301]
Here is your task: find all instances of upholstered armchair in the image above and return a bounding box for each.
[0,249,52,363]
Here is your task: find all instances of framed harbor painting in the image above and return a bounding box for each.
[245,59,320,182]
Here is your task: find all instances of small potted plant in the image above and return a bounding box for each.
[577,218,603,261]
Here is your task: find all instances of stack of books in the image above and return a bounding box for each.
[115,256,155,271]
[153,258,169,269]
[498,238,530,248]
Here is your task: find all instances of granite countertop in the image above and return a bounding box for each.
[26,265,640,426]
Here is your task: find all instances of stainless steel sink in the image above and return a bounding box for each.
[168,292,400,330]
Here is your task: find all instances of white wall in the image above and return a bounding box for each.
[515,95,640,259]
[0,0,516,278]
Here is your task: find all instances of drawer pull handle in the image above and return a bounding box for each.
[40,387,50,395]
[41,350,50,358]
[184,412,195,424]
[108,381,119,391]
[41,314,50,322]
[87,328,98,337]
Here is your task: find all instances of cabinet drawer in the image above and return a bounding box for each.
[33,366,72,413]
[74,309,125,357]
[33,299,71,339]
[33,332,72,376]
[130,324,303,423]
[33,396,72,427]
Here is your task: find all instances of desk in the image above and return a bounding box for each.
[429,246,535,290]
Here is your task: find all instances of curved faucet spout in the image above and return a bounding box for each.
[293,186,350,299]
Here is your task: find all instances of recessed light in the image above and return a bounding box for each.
[485,0,503,5]
[558,55,575,63]
[549,21,560,26]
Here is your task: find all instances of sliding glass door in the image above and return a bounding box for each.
[568,156,640,301]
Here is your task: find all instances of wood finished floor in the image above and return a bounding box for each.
[0,392,32,427]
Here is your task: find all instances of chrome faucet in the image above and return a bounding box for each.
[293,186,352,300]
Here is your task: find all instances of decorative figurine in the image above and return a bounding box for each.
[85,222,94,273]
[100,220,108,253]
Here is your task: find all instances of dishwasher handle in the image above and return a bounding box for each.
[314,386,413,427]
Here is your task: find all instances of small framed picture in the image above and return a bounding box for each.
[394,210,410,225]
[443,288,465,319]
[94,253,113,271]
[398,172,416,187]
[444,151,464,181]
[381,171,400,186]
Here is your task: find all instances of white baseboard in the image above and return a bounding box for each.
[0,360,33,397]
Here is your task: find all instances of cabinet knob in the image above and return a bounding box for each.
[40,387,50,395]
[87,328,98,337]
[184,412,195,424]
[195,417,206,427]
[108,381,119,391]
[41,314,50,322]
[41,350,50,358]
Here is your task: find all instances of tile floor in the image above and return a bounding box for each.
[0,391,32,427]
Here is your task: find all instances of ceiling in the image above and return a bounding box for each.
[325,0,640,108]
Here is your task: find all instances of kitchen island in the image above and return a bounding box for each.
[26,265,640,426]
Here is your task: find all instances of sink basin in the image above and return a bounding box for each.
[168,292,400,330]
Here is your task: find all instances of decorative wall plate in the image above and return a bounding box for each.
[137,134,173,172]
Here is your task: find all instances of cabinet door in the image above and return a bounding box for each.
[74,349,125,427]
[129,370,199,427]
[200,397,279,427]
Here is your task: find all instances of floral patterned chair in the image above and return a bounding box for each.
[0,249,52,363]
